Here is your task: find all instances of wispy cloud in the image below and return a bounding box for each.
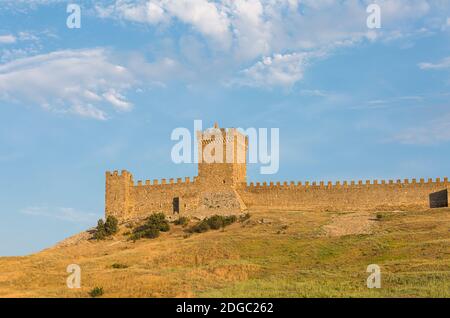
[90,0,450,90]
[20,206,99,224]
[0,48,135,120]
[419,56,450,70]
[388,113,450,145]
[2,0,449,93]
[0,47,187,119]
[0,30,57,63]
[96,0,232,49]
[0,34,16,44]
[231,52,311,88]
[0,0,65,12]
[298,89,329,97]
[366,95,424,107]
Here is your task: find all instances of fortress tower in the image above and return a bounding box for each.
[105,170,133,219]
[196,123,248,188]
[105,123,249,220]
[193,123,248,214]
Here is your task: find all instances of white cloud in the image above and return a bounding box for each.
[380,0,431,21]
[226,0,271,60]
[97,0,231,49]
[239,53,306,87]
[234,51,324,88]
[165,0,231,49]
[0,48,37,63]
[390,114,450,145]
[0,48,135,120]
[92,0,450,89]
[102,89,132,111]
[0,34,16,44]
[96,0,167,24]
[299,89,329,97]
[419,57,450,70]
[4,0,450,93]
[21,206,98,224]
[0,30,57,63]
[0,0,64,10]
[70,104,108,121]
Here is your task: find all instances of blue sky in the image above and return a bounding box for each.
[0,0,449,255]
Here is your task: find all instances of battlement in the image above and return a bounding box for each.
[106,169,132,178]
[245,177,449,190]
[199,125,245,138]
[197,124,247,152]
[134,176,197,187]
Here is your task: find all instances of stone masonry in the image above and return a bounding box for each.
[105,123,449,220]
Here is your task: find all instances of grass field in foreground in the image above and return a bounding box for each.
[0,208,448,297]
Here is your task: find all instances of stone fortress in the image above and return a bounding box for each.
[106,123,449,220]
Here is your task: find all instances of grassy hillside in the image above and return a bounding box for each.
[0,208,448,297]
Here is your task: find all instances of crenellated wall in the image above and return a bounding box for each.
[106,170,201,219]
[105,124,449,220]
[106,169,449,220]
[131,176,200,217]
[237,178,449,211]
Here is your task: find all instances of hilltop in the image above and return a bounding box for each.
[0,208,448,297]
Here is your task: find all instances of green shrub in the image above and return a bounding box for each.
[223,215,237,226]
[93,219,107,240]
[130,227,160,241]
[89,287,104,297]
[145,212,170,232]
[188,215,238,233]
[207,215,224,230]
[93,216,119,240]
[104,216,118,235]
[130,213,169,241]
[189,220,210,233]
[204,215,237,229]
[174,216,189,226]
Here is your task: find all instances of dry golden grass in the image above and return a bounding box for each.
[0,208,448,298]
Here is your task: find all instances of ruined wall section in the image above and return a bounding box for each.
[237,178,449,211]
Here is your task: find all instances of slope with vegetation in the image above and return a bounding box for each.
[0,208,448,297]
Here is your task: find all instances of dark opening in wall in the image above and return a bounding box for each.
[429,189,448,208]
[173,197,180,214]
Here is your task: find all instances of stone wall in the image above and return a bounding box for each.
[105,170,247,220]
[105,125,448,220]
[107,169,449,221]
[131,179,199,218]
[237,178,450,211]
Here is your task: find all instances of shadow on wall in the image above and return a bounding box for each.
[429,189,448,208]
